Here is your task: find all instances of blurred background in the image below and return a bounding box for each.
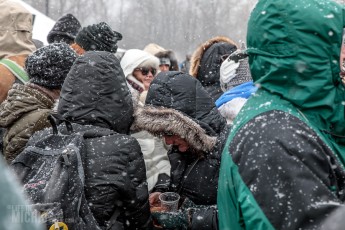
[22,0,259,60]
[20,0,345,60]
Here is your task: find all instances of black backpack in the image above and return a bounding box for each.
[11,115,122,230]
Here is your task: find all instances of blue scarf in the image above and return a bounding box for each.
[215,81,257,108]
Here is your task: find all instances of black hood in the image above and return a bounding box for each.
[190,37,237,100]
[198,42,236,84]
[131,71,226,152]
[145,71,226,136]
[58,51,134,134]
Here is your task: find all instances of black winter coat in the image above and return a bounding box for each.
[134,71,228,230]
[57,51,152,229]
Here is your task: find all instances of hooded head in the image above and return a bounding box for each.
[47,13,81,45]
[189,36,238,100]
[120,49,160,92]
[246,0,345,135]
[0,0,36,59]
[133,71,227,152]
[57,51,134,134]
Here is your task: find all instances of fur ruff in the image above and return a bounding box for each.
[132,106,217,152]
[189,36,237,78]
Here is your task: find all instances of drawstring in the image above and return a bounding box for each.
[321,129,345,138]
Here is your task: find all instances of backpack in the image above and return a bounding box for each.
[11,114,122,230]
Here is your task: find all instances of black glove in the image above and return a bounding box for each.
[180,197,210,211]
[151,209,189,230]
[180,197,218,230]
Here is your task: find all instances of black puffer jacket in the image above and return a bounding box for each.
[57,51,152,229]
[133,71,228,230]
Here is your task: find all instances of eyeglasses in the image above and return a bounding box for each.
[134,67,157,76]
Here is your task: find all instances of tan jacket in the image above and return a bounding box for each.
[0,0,36,103]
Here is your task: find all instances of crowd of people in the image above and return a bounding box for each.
[1,0,345,229]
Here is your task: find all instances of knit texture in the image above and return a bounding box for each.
[75,22,122,53]
[220,57,252,92]
[25,43,77,89]
[47,14,81,44]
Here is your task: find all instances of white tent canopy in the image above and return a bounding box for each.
[12,0,55,44]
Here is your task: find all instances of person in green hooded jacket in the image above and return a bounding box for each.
[217,0,345,229]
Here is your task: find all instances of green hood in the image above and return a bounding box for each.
[247,0,345,135]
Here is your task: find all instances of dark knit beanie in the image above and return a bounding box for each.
[75,22,122,53]
[25,43,77,89]
[47,14,81,44]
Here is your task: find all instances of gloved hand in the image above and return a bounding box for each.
[179,197,218,230]
[151,209,189,230]
[180,197,210,211]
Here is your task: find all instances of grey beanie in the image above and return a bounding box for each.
[25,43,77,89]
[220,51,252,92]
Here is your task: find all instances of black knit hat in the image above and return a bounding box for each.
[75,22,122,53]
[47,14,81,44]
[25,43,77,89]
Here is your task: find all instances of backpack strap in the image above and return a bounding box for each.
[0,59,29,84]
[48,113,73,135]
[106,209,122,230]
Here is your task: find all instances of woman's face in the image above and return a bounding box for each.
[133,66,157,90]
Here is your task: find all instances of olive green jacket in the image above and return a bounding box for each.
[0,84,54,163]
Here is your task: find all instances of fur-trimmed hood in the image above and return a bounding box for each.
[133,106,217,152]
[190,36,237,78]
[189,36,238,100]
[132,71,227,152]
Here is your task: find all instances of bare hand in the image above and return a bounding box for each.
[149,192,161,208]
